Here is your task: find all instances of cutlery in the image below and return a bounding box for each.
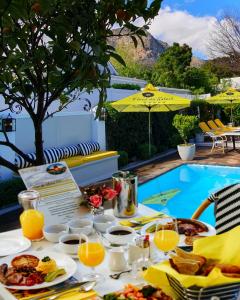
[45,281,96,300]
[129,213,164,225]
[28,281,95,300]
[109,270,131,279]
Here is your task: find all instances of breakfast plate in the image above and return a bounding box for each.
[0,251,77,290]
[53,244,79,259]
[0,236,31,257]
[140,219,216,247]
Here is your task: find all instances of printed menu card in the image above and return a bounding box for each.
[19,162,82,225]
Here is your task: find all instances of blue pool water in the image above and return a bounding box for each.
[138,164,240,226]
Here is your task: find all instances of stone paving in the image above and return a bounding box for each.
[135,146,240,184]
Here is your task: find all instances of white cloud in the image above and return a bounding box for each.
[148,6,217,58]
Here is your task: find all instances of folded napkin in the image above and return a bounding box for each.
[119,213,167,230]
[144,226,240,288]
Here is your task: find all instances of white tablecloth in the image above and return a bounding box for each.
[0,204,157,299]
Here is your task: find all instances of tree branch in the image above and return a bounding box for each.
[0,141,35,164]
[0,155,18,173]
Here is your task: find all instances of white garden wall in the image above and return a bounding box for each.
[0,111,106,180]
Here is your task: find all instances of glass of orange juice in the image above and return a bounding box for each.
[18,190,44,241]
[153,217,179,261]
[78,235,105,282]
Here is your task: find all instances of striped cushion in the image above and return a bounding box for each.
[64,145,80,158]
[15,152,36,169]
[89,141,100,152]
[210,183,240,234]
[78,142,92,156]
[54,147,65,160]
[44,148,60,163]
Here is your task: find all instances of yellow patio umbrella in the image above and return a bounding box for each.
[207,88,240,124]
[110,83,191,156]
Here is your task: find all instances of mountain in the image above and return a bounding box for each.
[108,28,203,67]
[108,28,168,66]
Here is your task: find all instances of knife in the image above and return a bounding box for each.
[27,281,90,300]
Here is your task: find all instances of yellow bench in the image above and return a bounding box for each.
[63,151,118,168]
[62,151,119,186]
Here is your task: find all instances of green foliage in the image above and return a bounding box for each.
[106,105,177,159]
[0,0,162,171]
[188,99,222,122]
[152,43,192,88]
[138,143,157,159]
[0,178,25,208]
[118,150,129,167]
[183,67,218,94]
[111,83,141,90]
[222,104,240,125]
[111,43,152,80]
[173,114,198,144]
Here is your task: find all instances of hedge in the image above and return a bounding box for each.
[105,102,179,160]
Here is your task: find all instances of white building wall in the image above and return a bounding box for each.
[15,112,94,153]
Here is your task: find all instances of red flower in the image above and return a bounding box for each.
[102,187,118,201]
[89,194,102,208]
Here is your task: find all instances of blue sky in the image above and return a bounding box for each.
[147,0,240,58]
[162,0,240,17]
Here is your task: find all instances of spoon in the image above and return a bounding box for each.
[46,281,96,300]
[109,270,132,280]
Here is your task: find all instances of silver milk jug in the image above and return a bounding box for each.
[112,171,138,218]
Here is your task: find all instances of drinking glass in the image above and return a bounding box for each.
[19,190,44,241]
[78,235,105,282]
[153,217,179,261]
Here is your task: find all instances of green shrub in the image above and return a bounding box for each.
[173,114,198,145]
[169,133,182,147]
[106,107,177,160]
[118,151,129,168]
[0,177,25,208]
[111,83,141,90]
[138,143,157,160]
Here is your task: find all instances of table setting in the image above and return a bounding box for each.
[1,169,240,300]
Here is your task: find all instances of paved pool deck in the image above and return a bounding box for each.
[1,146,240,232]
[136,146,240,184]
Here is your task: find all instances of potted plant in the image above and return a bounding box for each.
[173,114,198,161]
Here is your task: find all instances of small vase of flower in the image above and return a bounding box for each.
[81,185,118,216]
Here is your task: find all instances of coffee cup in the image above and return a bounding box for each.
[59,233,87,254]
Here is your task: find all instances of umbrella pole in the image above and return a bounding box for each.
[148,109,151,157]
[231,101,233,124]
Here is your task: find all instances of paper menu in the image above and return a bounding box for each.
[19,161,82,225]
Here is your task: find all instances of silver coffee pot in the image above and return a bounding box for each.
[112,171,138,218]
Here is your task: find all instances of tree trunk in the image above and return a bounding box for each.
[34,121,45,165]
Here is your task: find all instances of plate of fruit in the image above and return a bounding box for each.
[0,251,77,290]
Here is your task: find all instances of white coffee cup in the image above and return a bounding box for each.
[68,218,93,235]
[59,233,87,254]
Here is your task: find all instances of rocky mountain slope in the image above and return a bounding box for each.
[108,28,204,67]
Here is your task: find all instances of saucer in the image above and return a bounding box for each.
[101,234,129,250]
[53,244,78,259]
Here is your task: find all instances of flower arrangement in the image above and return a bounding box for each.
[81,185,118,209]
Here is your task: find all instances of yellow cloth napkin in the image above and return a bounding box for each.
[20,289,97,300]
[119,213,166,229]
[144,226,240,288]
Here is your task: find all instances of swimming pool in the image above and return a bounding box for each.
[138,164,240,226]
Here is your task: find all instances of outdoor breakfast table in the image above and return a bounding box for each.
[223,130,240,152]
[0,204,175,300]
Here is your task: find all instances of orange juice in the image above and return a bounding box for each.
[78,242,105,267]
[20,209,44,241]
[154,230,179,252]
